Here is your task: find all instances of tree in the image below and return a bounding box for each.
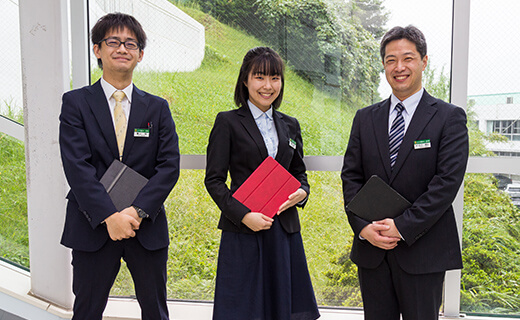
[185,0,388,106]
[423,63,449,102]
[350,0,389,39]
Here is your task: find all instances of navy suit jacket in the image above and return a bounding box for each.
[341,90,468,274]
[59,80,180,252]
[205,106,309,234]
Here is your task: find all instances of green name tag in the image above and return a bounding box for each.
[134,128,150,138]
[289,138,296,149]
[414,139,431,149]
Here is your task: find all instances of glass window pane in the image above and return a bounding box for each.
[464,0,520,315]
[90,0,456,308]
[0,0,29,269]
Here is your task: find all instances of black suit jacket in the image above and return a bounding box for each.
[205,106,309,234]
[59,80,180,252]
[341,90,468,274]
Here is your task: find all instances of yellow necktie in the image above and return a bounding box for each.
[113,91,127,161]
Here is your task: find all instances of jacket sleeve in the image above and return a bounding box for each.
[341,110,371,236]
[59,92,118,228]
[287,117,310,207]
[131,99,180,222]
[395,106,468,246]
[204,112,251,226]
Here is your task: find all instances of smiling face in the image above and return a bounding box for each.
[245,71,282,112]
[383,38,428,101]
[93,27,143,83]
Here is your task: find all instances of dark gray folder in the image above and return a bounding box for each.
[100,160,148,211]
[346,175,411,221]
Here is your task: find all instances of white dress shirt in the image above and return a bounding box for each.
[100,77,134,131]
[388,87,424,135]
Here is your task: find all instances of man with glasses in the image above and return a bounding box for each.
[59,12,179,320]
[341,26,468,319]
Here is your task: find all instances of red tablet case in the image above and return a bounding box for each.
[233,157,301,218]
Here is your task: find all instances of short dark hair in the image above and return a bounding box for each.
[234,47,285,110]
[91,12,147,69]
[380,25,427,60]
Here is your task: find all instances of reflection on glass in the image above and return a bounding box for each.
[464,1,520,314]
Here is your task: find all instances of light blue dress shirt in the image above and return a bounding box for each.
[248,100,279,159]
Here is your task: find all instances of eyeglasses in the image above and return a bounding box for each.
[99,38,141,50]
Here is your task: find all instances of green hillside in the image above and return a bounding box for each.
[92,4,356,304]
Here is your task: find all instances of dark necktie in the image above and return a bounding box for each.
[389,103,405,168]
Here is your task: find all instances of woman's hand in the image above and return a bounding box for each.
[277,188,307,215]
[241,212,273,232]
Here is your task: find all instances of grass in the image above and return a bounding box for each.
[0,104,28,267]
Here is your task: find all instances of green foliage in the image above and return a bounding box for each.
[180,0,386,107]
[0,133,29,268]
[423,63,450,102]
[350,0,389,39]
[461,174,520,314]
[321,252,362,307]
[0,99,24,124]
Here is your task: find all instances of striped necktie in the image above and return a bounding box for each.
[389,103,405,168]
[113,91,127,161]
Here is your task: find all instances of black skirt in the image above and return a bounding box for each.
[213,217,320,320]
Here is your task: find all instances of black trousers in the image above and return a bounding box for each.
[358,250,445,320]
[71,237,169,320]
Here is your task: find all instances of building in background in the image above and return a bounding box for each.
[470,92,520,157]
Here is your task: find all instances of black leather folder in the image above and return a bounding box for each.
[100,160,148,211]
[346,175,411,221]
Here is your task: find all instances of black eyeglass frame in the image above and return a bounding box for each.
[98,37,142,50]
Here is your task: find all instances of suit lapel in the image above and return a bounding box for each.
[390,91,438,182]
[86,81,119,159]
[273,110,289,164]
[371,99,392,180]
[238,106,268,159]
[123,85,149,162]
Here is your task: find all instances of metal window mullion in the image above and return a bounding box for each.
[445,0,471,317]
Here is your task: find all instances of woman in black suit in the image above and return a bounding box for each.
[205,47,320,320]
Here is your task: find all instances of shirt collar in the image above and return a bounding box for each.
[390,87,424,114]
[247,100,273,120]
[100,77,134,103]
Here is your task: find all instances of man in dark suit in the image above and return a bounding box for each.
[341,26,468,320]
[59,13,179,320]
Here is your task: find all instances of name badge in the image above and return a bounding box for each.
[289,138,297,149]
[414,139,431,149]
[134,128,150,138]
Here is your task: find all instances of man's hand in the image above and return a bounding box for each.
[277,188,307,215]
[104,211,140,241]
[242,212,274,232]
[374,218,402,239]
[120,206,143,224]
[359,222,400,250]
